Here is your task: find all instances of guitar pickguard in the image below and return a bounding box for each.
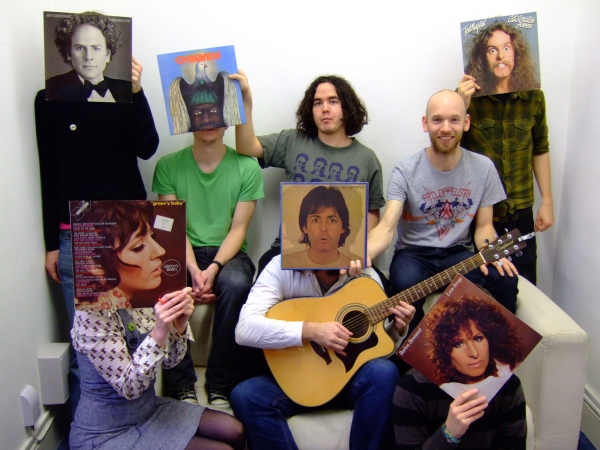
[310,341,333,365]
[335,333,379,372]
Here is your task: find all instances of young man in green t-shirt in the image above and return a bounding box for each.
[152,126,264,406]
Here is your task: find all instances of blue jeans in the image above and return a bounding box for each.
[58,230,81,417]
[230,359,398,450]
[163,248,256,391]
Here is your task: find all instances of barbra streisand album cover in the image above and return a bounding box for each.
[70,200,186,310]
[280,183,368,270]
[44,11,132,103]
[157,45,245,135]
[460,12,540,97]
[398,275,542,401]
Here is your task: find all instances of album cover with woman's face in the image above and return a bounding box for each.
[280,183,368,270]
[460,12,540,97]
[70,200,186,310]
[398,275,541,400]
[44,11,132,103]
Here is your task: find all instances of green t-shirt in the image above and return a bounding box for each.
[152,145,264,251]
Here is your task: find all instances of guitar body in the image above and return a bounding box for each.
[264,277,394,407]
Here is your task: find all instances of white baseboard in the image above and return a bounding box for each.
[18,407,67,450]
[581,390,600,449]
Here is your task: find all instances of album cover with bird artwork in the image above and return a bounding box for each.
[157,45,245,134]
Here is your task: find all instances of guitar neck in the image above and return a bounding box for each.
[366,252,485,324]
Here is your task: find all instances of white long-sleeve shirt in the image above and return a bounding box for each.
[236,255,407,351]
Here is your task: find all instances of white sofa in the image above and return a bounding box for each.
[187,275,589,450]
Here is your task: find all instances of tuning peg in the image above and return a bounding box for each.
[507,256,512,262]
[484,239,490,245]
[515,251,523,258]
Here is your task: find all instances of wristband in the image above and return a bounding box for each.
[211,260,224,272]
[441,423,461,445]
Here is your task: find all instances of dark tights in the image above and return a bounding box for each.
[185,409,245,450]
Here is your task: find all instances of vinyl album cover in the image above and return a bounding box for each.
[44,11,132,103]
[460,12,540,97]
[280,183,368,270]
[70,200,186,310]
[157,45,245,135]
[398,275,541,401]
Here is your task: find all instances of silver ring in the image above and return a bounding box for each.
[497,261,503,267]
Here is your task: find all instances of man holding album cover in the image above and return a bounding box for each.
[458,20,553,285]
[367,90,518,355]
[36,62,158,450]
[231,258,415,449]
[152,125,263,407]
[230,71,386,276]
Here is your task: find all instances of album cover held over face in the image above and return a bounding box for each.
[398,275,541,401]
[280,182,368,270]
[70,200,186,310]
[460,12,540,97]
[157,45,246,135]
[44,11,133,103]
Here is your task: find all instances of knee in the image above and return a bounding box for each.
[230,377,269,416]
[230,419,246,450]
[358,359,399,393]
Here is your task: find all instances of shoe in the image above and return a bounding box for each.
[175,385,198,404]
[207,385,229,407]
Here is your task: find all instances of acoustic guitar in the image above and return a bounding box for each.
[264,229,529,406]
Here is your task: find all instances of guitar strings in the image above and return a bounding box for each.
[338,256,485,333]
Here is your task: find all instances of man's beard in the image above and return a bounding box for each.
[430,131,463,155]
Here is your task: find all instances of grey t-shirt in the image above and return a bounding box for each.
[258,129,386,211]
[387,148,506,252]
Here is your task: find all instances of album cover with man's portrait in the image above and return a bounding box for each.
[280,182,368,270]
[398,275,542,401]
[70,200,187,310]
[44,11,132,103]
[157,45,246,135]
[460,12,540,97]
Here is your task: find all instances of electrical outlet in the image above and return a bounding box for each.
[20,385,41,427]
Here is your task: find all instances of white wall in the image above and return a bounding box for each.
[1,0,591,448]
[553,0,600,425]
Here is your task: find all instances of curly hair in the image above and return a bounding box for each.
[424,294,524,384]
[54,11,122,64]
[298,186,351,247]
[296,75,368,137]
[465,21,539,96]
[77,201,154,299]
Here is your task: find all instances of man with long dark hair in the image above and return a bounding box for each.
[458,20,553,285]
[230,71,385,276]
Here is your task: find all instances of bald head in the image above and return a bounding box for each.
[425,90,467,119]
[422,90,470,155]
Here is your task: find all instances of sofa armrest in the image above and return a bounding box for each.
[513,276,589,450]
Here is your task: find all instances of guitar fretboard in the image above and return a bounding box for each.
[365,253,485,324]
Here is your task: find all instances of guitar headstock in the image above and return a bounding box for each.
[479,229,528,264]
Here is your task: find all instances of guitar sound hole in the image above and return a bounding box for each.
[342,311,369,339]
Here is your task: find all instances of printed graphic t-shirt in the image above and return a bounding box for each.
[387,148,505,252]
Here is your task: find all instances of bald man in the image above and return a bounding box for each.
[368,90,518,351]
